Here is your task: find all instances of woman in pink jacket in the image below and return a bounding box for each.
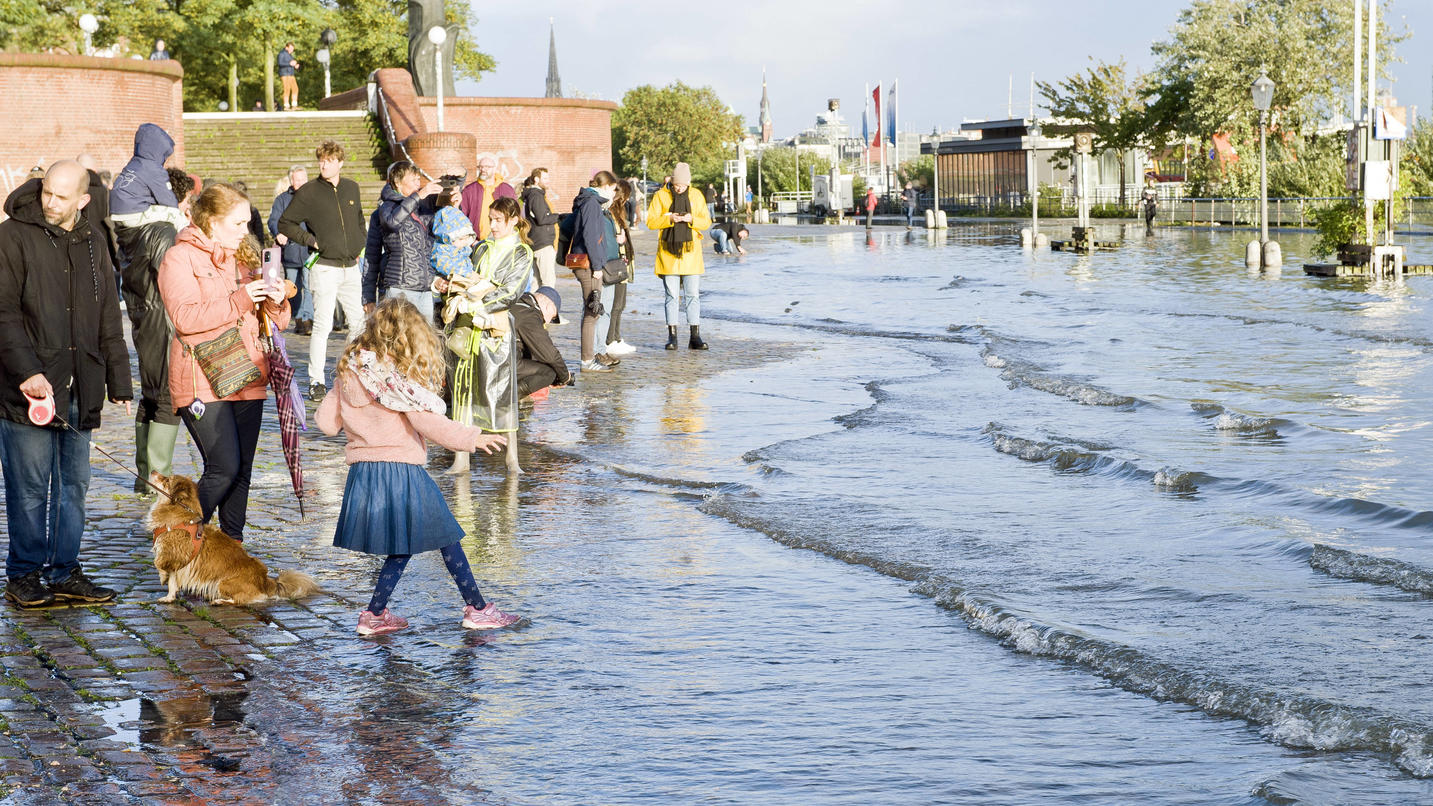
[158,183,289,539]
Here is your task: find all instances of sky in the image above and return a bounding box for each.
[455,0,1433,138]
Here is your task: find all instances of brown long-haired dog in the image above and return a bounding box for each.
[147,473,320,605]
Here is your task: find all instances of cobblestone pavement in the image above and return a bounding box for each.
[0,240,807,804]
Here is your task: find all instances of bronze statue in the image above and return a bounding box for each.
[408,0,457,97]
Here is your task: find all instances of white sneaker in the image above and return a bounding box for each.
[605,340,636,355]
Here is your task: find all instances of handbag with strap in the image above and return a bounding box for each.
[564,251,590,270]
[182,324,261,399]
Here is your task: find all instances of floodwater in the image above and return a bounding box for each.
[289,223,1433,804]
[109,222,1433,802]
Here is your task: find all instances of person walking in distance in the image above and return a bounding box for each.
[277,42,301,110]
[459,156,516,241]
[0,161,133,607]
[316,298,518,637]
[278,139,368,401]
[864,186,878,229]
[902,181,918,229]
[521,167,561,289]
[646,163,711,351]
[269,166,314,335]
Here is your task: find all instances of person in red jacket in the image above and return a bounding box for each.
[158,183,289,540]
[864,186,878,229]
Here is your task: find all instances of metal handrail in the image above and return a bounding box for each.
[372,84,438,183]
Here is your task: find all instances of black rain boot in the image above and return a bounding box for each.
[689,326,708,350]
[665,326,679,351]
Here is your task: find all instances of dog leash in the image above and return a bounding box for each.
[26,392,203,521]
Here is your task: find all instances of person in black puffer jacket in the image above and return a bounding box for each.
[362,161,441,320]
[117,215,182,492]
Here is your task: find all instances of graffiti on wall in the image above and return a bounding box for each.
[1,161,41,194]
[477,151,527,187]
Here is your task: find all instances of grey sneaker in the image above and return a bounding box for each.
[308,381,327,401]
[48,567,116,604]
[580,359,611,373]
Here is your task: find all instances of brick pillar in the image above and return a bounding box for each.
[404,132,477,181]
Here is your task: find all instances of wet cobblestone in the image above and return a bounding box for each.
[0,251,800,801]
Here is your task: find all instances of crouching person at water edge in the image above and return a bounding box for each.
[0,161,133,607]
[159,184,290,542]
[647,162,711,351]
[316,298,519,636]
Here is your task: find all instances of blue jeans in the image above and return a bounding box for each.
[712,228,731,254]
[905,204,916,227]
[662,274,701,326]
[0,401,92,582]
[285,265,313,320]
[385,287,435,322]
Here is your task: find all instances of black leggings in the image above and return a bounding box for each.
[606,283,627,344]
[180,398,263,539]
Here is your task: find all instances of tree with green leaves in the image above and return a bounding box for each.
[898,155,933,189]
[2,0,494,112]
[743,147,833,196]
[1039,58,1147,208]
[1144,0,1402,195]
[1402,122,1433,198]
[612,82,744,189]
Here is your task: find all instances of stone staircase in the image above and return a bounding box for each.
[182,111,391,214]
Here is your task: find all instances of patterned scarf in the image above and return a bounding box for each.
[353,350,446,415]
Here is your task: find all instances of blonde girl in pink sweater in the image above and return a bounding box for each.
[316,298,520,636]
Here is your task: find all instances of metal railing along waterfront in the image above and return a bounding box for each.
[914,191,1433,230]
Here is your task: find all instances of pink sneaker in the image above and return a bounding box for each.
[462,602,519,630]
[356,609,409,636]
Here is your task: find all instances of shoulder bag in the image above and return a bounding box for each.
[182,323,261,399]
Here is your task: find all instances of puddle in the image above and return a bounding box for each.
[94,691,250,749]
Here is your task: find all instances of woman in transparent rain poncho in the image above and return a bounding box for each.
[437,195,531,474]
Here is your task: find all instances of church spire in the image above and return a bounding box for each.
[545,19,563,98]
[759,68,772,143]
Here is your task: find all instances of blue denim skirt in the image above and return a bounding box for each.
[332,461,464,556]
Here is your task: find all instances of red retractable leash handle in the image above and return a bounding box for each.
[24,392,54,426]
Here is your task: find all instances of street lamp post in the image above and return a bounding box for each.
[1029,122,1042,244]
[1250,70,1278,267]
[318,28,337,100]
[316,48,331,99]
[640,156,648,192]
[427,26,447,131]
[78,14,98,56]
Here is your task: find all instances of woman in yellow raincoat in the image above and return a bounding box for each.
[646,162,712,350]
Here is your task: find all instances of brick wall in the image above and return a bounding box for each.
[415,97,616,210]
[0,54,184,196]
